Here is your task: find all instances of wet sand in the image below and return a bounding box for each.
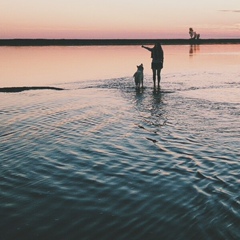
[0,86,64,93]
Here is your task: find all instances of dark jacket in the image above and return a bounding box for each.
[143,45,164,63]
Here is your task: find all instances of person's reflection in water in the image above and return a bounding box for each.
[152,88,162,106]
[134,87,167,129]
[189,44,200,57]
[150,88,167,128]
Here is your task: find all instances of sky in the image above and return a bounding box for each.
[1,0,240,39]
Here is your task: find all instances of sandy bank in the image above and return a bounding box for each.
[0,86,64,93]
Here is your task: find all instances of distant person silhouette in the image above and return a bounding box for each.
[189,28,200,40]
[142,43,164,88]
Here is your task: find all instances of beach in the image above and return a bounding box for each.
[0,44,240,240]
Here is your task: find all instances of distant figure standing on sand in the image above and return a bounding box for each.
[142,43,164,88]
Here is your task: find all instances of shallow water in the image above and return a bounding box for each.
[0,45,240,240]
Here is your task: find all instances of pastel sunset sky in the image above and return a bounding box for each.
[1,0,240,39]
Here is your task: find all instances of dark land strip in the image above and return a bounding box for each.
[0,86,64,93]
[0,39,240,46]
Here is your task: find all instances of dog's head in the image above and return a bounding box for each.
[137,63,144,71]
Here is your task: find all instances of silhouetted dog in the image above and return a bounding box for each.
[133,64,144,88]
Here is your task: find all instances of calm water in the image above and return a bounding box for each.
[0,45,240,240]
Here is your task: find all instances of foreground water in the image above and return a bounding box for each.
[0,45,240,240]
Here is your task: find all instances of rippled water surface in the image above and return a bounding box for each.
[0,45,240,240]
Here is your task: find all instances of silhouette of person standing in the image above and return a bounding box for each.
[142,43,164,88]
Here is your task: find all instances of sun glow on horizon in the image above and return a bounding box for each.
[1,0,239,39]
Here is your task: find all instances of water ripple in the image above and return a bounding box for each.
[1,76,240,239]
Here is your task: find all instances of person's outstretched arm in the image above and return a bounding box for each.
[142,45,152,51]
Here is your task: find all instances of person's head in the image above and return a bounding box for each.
[154,42,162,50]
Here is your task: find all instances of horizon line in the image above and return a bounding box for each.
[0,38,240,46]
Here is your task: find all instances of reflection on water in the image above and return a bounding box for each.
[0,44,240,239]
[0,44,240,88]
[0,46,149,87]
[189,44,200,56]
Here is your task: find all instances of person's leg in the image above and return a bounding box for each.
[152,69,156,88]
[157,69,161,87]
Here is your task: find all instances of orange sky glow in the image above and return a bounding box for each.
[1,0,239,39]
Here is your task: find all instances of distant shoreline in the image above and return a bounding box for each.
[0,38,240,46]
[0,86,64,93]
